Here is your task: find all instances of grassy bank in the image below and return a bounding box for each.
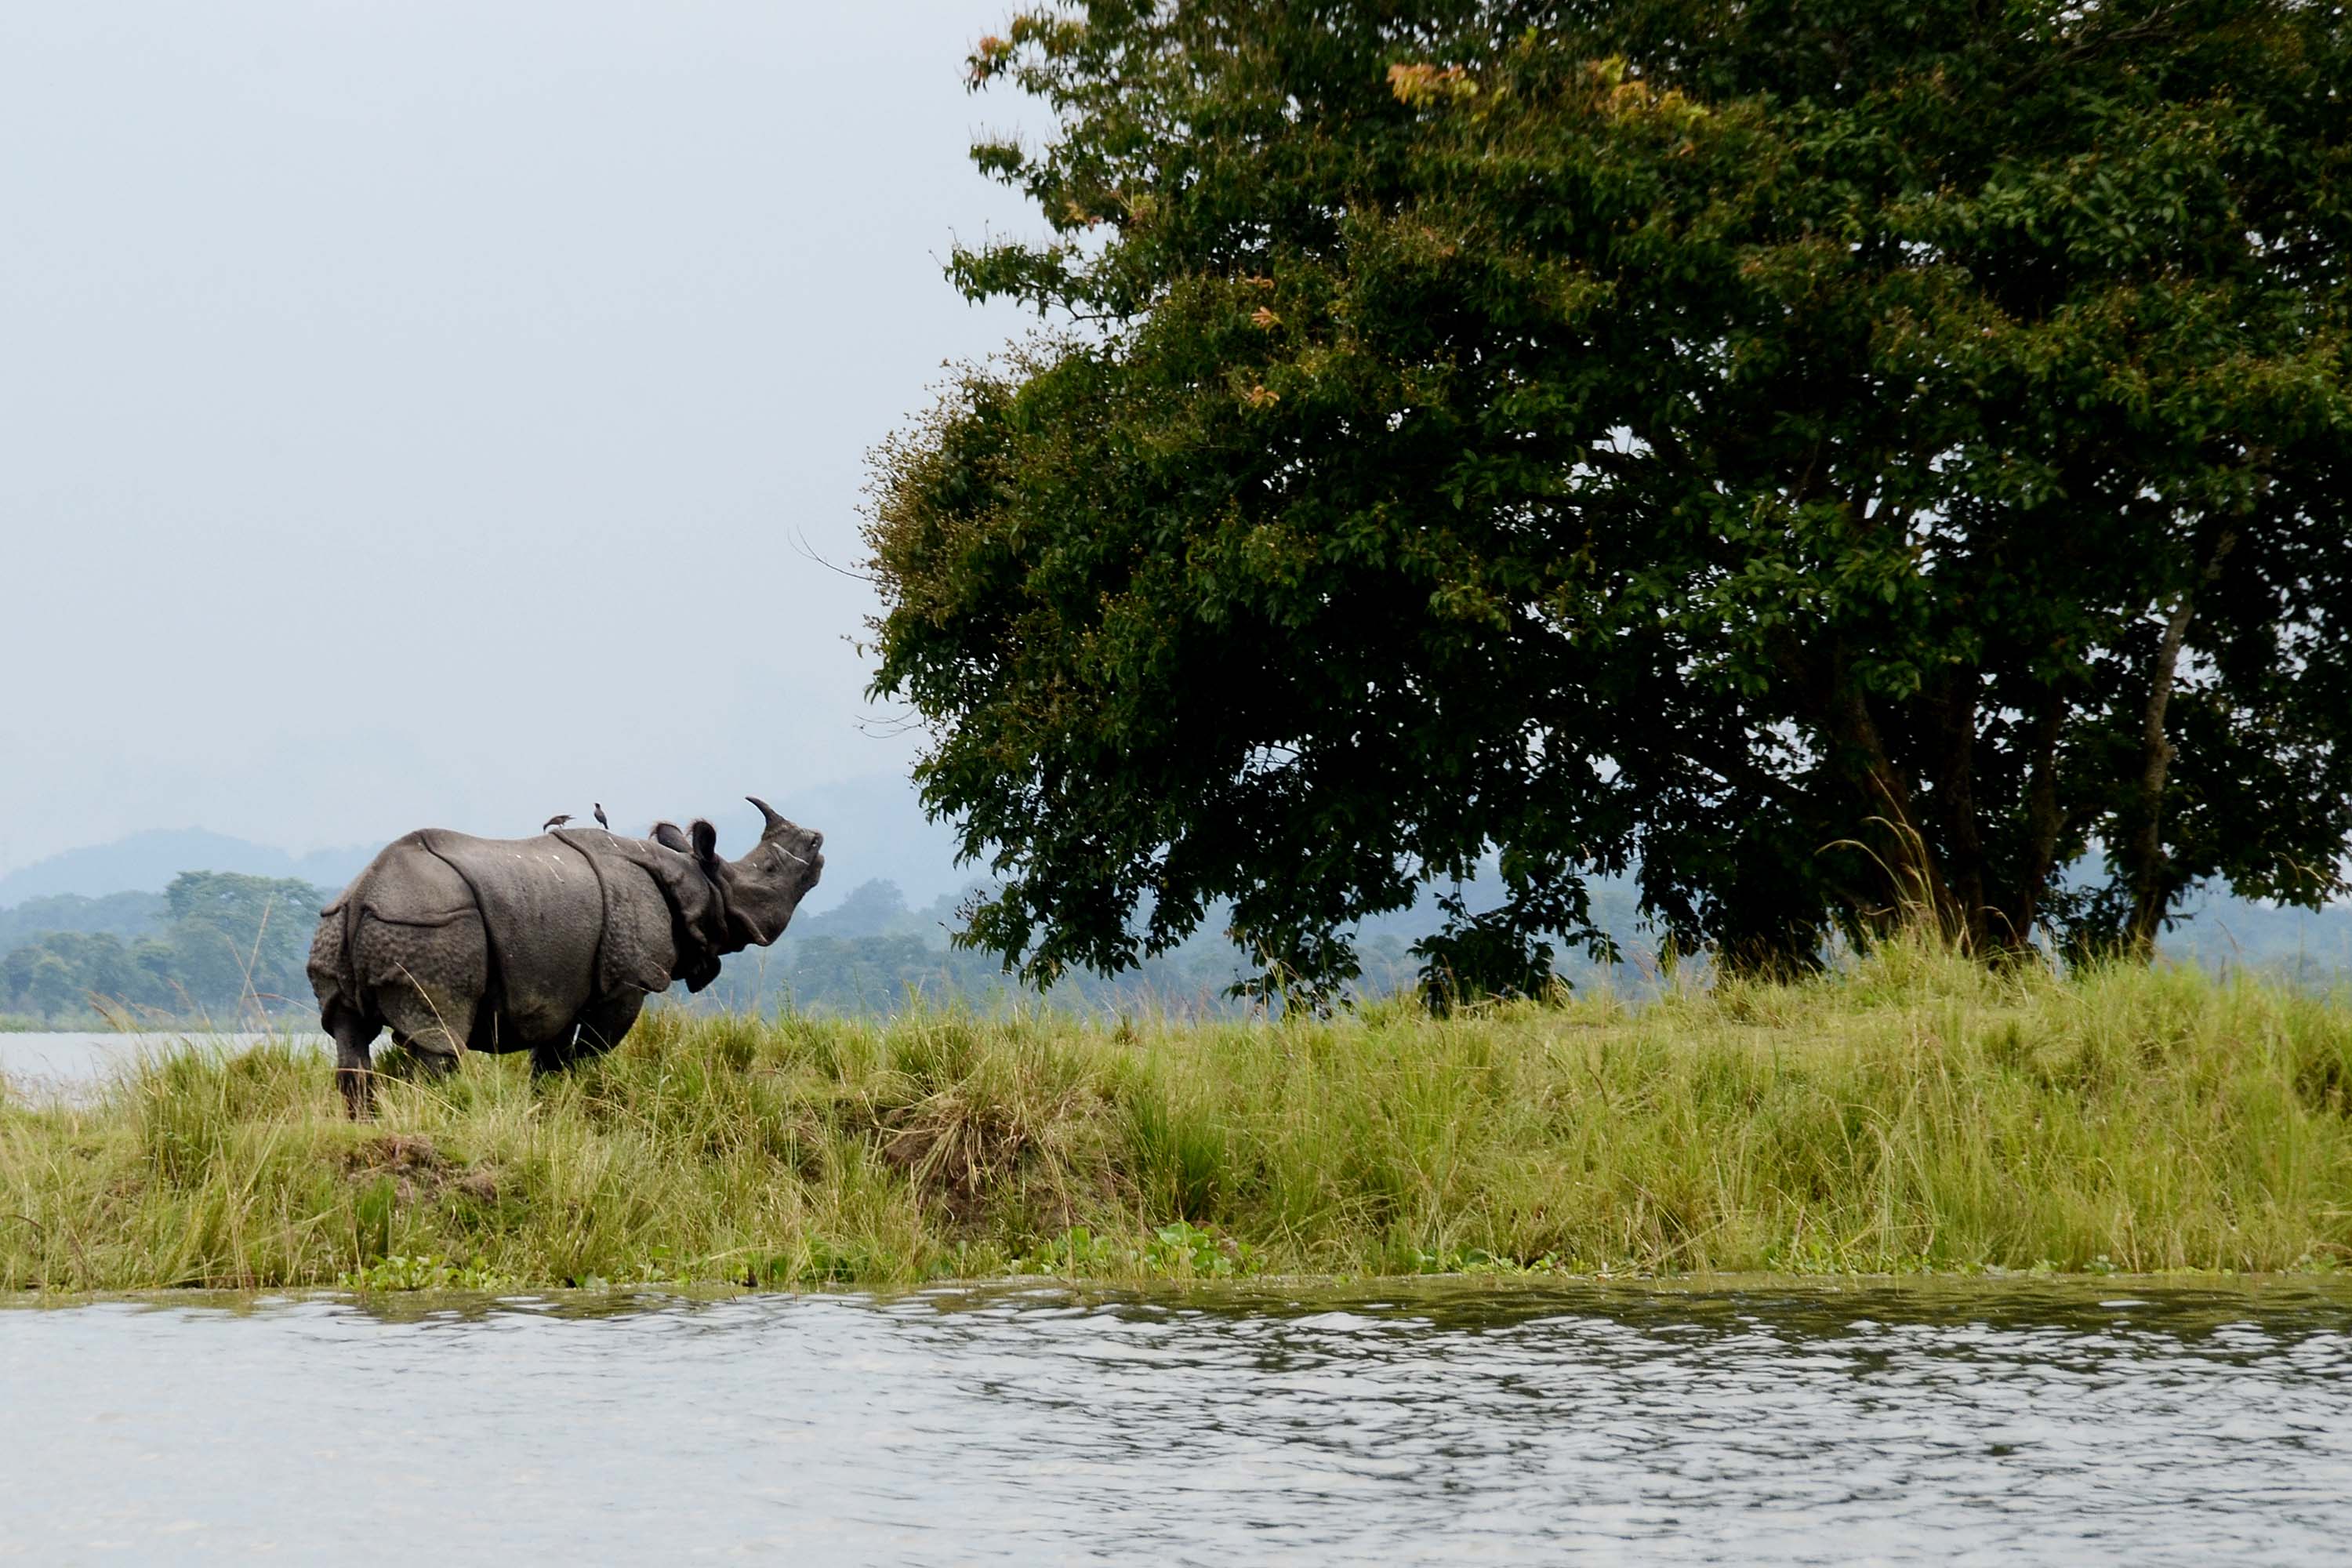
[3,945,2350,1290]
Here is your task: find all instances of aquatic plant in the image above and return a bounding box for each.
[1014,1221,1256,1279]
[2,940,2349,1290]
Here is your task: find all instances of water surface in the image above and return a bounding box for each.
[0,1030,322,1095]
[3,1278,2347,1563]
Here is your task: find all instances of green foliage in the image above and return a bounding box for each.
[0,871,326,1021]
[1014,1220,1257,1278]
[3,951,2351,1290]
[0,891,167,954]
[162,870,321,1014]
[338,1254,514,1292]
[868,0,2352,997]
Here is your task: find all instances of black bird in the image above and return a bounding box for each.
[542,814,572,832]
[594,803,610,830]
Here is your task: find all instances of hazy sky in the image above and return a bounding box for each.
[0,2,1038,876]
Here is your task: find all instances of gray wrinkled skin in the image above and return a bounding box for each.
[309,797,822,1116]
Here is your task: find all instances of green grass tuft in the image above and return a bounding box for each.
[4,943,2350,1290]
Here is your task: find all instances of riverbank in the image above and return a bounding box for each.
[3,944,2347,1290]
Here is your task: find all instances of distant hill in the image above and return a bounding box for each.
[0,830,372,909]
[0,779,970,917]
[0,773,975,919]
[2163,893,2352,985]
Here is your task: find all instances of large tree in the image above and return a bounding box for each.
[868,0,2352,995]
[162,871,326,1012]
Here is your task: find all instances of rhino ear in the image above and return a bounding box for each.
[689,818,719,864]
[651,821,690,855]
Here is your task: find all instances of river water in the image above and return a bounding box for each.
[0,1030,321,1096]
[2,1279,2347,1563]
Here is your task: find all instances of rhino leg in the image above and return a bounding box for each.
[529,993,646,1078]
[575,992,646,1060]
[328,1009,384,1120]
[379,983,477,1085]
[346,898,488,1089]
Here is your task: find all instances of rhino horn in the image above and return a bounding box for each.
[747,796,788,835]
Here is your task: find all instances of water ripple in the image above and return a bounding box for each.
[2,1279,2347,1563]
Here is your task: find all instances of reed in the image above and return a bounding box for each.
[3,939,2349,1290]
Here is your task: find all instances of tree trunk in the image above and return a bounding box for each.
[2008,685,2067,949]
[1931,670,1986,950]
[1828,665,1951,937]
[2124,528,2237,956]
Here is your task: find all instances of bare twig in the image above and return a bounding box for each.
[788,528,880,585]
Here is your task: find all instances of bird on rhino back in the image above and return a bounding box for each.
[308,797,823,1117]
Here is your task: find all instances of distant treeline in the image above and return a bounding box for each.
[0,869,1606,1024]
[692,877,2352,1012]
[0,873,325,1023]
[2,869,2345,1025]
[702,877,1646,1016]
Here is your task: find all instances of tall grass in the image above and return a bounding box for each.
[3,942,2349,1290]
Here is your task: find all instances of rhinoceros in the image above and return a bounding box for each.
[308,797,823,1116]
